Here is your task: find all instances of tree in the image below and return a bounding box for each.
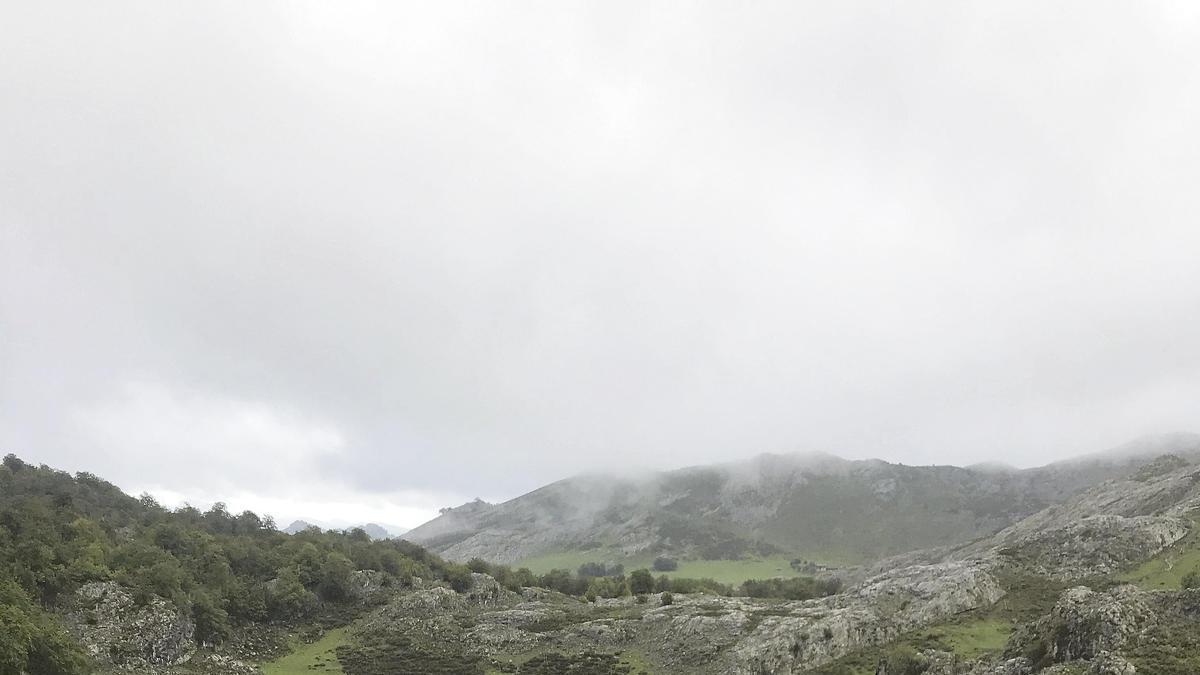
[317,552,355,601]
[190,591,230,645]
[652,556,677,572]
[0,581,87,675]
[577,562,608,578]
[629,569,655,595]
[268,567,316,619]
[0,604,33,675]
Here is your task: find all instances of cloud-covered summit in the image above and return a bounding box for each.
[3,2,1199,526]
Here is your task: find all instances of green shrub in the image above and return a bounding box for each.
[880,645,928,675]
[1181,570,1199,590]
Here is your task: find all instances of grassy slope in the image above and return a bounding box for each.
[803,617,1015,675]
[261,628,347,675]
[1118,516,1200,590]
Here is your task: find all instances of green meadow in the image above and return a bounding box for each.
[260,628,347,675]
[1119,516,1200,590]
[514,551,850,585]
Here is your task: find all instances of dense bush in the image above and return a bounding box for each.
[879,646,929,675]
[0,579,88,675]
[629,569,655,594]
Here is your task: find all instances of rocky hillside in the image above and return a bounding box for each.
[310,450,1200,674]
[4,440,1200,674]
[404,434,1200,566]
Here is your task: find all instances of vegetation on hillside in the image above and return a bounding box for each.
[0,454,471,672]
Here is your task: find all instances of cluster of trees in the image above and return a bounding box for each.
[576,561,624,578]
[559,557,843,601]
[0,579,87,675]
[0,454,473,673]
[467,555,841,602]
[741,575,842,601]
[462,556,733,600]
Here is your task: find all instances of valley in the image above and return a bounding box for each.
[3,434,1200,674]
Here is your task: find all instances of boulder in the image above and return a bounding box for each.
[465,572,519,608]
[1088,652,1137,675]
[69,581,195,671]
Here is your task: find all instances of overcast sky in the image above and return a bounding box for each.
[3,2,1200,528]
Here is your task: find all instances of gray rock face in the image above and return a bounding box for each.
[1046,586,1150,661]
[1087,652,1138,675]
[192,653,261,674]
[465,572,519,608]
[386,586,467,618]
[351,563,1005,675]
[1007,585,1151,667]
[69,581,195,671]
[991,515,1190,579]
[348,569,390,602]
[715,561,1005,674]
[581,561,1007,674]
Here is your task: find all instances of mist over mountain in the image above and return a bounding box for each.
[405,434,1200,567]
[4,1,1200,673]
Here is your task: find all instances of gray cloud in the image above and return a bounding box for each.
[3,2,1200,524]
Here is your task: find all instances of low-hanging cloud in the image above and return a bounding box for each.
[3,1,1200,525]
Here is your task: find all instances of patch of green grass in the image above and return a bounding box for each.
[1118,518,1200,590]
[516,551,603,575]
[261,628,347,675]
[915,619,1012,660]
[665,557,804,584]
[805,618,1013,675]
[337,628,483,675]
[616,649,656,675]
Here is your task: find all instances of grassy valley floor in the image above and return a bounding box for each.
[515,552,853,585]
[261,628,348,675]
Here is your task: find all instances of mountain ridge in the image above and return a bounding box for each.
[404,433,1200,566]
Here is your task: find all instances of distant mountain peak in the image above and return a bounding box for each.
[282,520,407,539]
[283,519,317,534]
